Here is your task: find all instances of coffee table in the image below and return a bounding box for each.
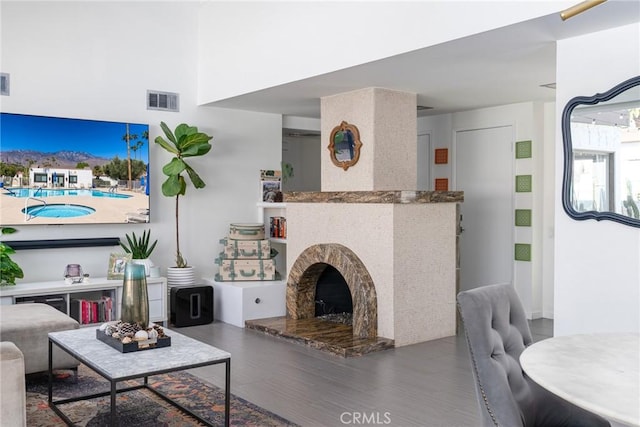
[520,333,639,426]
[48,326,231,426]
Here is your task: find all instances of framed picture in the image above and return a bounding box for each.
[261,180,282,203]
[108,253,131,279]
[260,169,282,202]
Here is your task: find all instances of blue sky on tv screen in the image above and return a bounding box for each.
[1,113,149,163]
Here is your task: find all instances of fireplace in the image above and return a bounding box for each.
[315,265,352,318]
[287,243,376,339]
[246,88,461,356]
[245,190,462,356]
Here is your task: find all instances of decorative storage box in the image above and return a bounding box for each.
[96,329,171,353]
[219,238,272,260]
[228,223,265,241]
[215,258,276,281]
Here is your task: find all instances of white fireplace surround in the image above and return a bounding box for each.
[285,193,460,347]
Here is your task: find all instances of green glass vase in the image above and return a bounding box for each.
[121,262,149,329]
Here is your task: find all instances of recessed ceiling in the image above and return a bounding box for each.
[205,1,639,119]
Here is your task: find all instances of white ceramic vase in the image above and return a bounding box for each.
[166,266,195,287]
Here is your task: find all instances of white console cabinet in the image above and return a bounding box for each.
[0,277,167,326]
[203,277,285,328]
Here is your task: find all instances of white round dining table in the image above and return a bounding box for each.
[520,333,639,426]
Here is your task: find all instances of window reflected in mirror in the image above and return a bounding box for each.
[571,151,613,212]
[328,121,363,171]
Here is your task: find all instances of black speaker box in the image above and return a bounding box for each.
[170,285,214,327]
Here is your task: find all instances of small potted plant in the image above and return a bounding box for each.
[155,122,213,285]
[120,229,158,276]
[0,227,24,286]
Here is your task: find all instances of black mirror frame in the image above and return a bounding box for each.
[561,75,640,228]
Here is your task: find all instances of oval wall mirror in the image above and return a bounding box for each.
[561,75,640,228]
[328,121,363,171]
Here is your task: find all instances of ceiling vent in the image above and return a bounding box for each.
[147,90,179,112]
[1,73,9,96]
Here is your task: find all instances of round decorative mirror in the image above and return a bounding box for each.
[328,121,363,171]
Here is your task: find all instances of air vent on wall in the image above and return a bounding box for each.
[147,90,179,112]
[1,73,10,96]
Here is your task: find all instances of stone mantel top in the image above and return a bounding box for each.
[284,190,463,204]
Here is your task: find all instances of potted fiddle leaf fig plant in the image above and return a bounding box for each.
[120,229,158,276]
[0,227,24,286]
[155,122,212,285]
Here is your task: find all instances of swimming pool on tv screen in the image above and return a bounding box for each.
[8,188,131,199]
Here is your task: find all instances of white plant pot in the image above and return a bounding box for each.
[131,258,155,277]
[166,266,195,287]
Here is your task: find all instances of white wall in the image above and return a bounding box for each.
[282,136,321,191]
[554,23,640,336]
[1,1,283,282]
[418,102,548,318]
[542,101,556,318]
[197,1,576,103]
[419,114,454,188]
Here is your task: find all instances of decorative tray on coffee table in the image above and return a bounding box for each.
[96,321,171,353]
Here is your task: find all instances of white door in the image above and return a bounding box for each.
[456,126,513,292]
[417,133,431,190]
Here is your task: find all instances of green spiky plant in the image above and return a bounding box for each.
[0,227,24,286]
[155,122,213,267]
[120,229,158,259]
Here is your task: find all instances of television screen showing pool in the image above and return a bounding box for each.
[0,113,150,226]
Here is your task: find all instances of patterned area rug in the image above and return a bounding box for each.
[26,365,298,426]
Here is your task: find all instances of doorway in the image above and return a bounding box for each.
[455,126,513,292]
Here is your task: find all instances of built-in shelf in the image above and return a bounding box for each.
[0,276,167,326]
[257,201,287,277]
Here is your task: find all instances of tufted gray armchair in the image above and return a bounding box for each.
[457,284,610,427]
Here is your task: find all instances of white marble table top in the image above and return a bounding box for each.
[49,325,230,380]
[520,333,639,426]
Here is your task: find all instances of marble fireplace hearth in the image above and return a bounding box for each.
[244,317,394,357]
[245,242,395,357]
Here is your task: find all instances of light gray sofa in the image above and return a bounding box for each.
[0,341,27,426]
[0,303,80,374]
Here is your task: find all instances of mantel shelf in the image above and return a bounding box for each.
[256,202,286,209]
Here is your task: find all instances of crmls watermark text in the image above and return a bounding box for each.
[340,411,392,425]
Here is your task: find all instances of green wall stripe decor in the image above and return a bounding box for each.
[515,243,532,261]
[515,209,532,227]
[515,140,532,159]
[515,175,532,192]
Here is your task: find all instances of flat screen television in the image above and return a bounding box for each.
[0,112,150,226]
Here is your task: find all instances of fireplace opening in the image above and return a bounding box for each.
[314,264,353,325]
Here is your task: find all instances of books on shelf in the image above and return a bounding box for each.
[70,295,113,325]
[269,216,287,239]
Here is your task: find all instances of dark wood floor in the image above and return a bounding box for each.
[178,318,553,427]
